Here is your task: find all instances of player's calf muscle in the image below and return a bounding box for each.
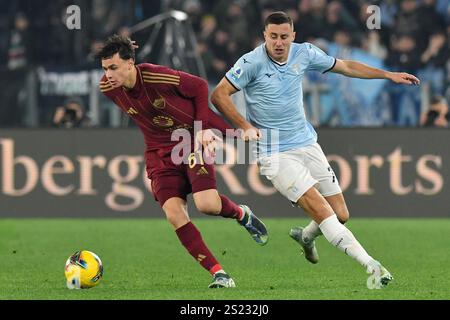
[325,194,350,223]
[337,211,349,224]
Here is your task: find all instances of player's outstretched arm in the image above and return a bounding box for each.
[211,78,261,141]
[331,59,420,85]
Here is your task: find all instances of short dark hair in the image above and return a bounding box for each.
[430,95,446,105]
[264,11,293,29]
[95,34,135,61]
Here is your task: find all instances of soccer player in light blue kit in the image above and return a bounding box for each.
[211,11,420,289]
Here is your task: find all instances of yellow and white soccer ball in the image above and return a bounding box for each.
[64,250,103,289]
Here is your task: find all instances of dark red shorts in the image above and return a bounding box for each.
[145,150,217,207]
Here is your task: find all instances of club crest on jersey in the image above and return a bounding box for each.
[152,97,166,109]
[232,66,243,79]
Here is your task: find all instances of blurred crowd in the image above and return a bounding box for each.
[0,0,449,127]
[0,0,162,69]
[193,0,450,99]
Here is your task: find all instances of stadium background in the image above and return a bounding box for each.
[0,0,449,301]
[1,0,450,128]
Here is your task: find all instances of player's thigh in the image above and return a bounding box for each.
[258,152,318,203]
[146,151,191,207]
[185,152,218,198]
[324,193,350,223]
[304,143,342,197]
[161,197,190,230]
[151,172,190,208]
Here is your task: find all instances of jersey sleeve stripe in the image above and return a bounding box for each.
[225,75,241,91]
[100,87,115,93]
[143,79,180,85]
[322,58,337,74]
[142,75,180,83]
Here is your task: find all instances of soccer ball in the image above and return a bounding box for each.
[64,250,103,289]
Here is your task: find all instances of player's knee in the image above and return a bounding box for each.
[195,199,221,216]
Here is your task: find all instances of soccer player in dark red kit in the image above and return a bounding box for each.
[96,35,268,288]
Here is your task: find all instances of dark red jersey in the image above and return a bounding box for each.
[100,63,233,154]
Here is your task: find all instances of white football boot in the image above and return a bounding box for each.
[366,259,393,289]
[289,227,319,264]
[208,273,236,289]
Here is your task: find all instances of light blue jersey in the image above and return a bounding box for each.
[226,42,336,157]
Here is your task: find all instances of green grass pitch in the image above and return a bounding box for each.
[1,218,449,300]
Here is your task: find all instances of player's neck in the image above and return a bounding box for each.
[123,66,138,90]
[269,54,288,65]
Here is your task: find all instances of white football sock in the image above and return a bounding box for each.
[302,220,322,243]
[319,214,373,267]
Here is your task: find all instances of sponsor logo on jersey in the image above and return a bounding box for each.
[197,254,207,262]
[152,116,174,128]
[196,167,209,176]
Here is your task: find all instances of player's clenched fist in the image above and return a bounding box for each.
[238,127,262,141]
[195,129,223,157]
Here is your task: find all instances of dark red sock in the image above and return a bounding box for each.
[219,195,243,220]
[175,222,222,275]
